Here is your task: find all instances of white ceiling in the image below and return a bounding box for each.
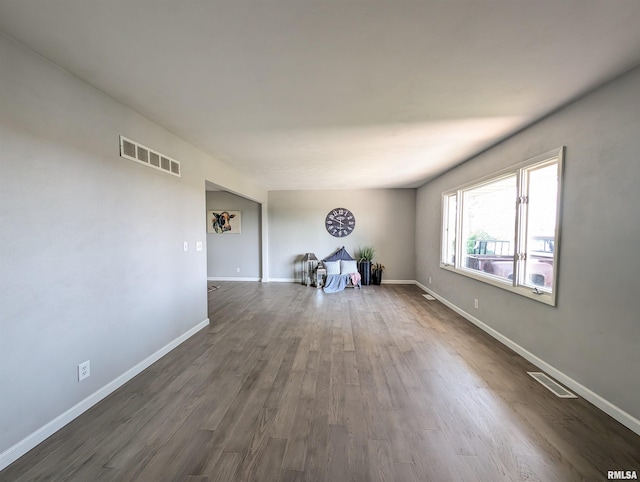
[2,1,640,190]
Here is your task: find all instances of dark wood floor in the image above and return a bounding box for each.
[2,282,639,481]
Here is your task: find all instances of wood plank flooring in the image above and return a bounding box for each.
[2,282,639,481]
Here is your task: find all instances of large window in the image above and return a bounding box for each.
[441,147,564,305]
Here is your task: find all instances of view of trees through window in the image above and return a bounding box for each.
[461,174,517,283]
[440,148,563,305]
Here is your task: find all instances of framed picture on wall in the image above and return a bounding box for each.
[207,210,241,234]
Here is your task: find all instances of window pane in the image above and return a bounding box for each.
[523,162,558,290]
[442,194,457,265]
[439,147,562,305]
[461,175,517,281]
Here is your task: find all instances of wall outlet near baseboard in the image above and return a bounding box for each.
[429,276,432,284]
[474,299,479,309]
[78,360,90,381]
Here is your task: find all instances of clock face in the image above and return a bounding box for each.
[325,208,356,237]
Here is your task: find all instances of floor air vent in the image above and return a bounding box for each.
[528,372,577,398]
[119,136,181,178]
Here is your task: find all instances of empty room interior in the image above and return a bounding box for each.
[1,1,639,480]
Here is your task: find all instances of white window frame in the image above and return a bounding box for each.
[440,147,564,306]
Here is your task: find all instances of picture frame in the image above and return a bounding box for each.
[207,210,241,234]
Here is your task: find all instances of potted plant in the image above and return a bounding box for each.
[357,246,375,285]
[372,263,385,285]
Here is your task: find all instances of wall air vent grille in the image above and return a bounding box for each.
[528,372,577,398]
[149,151,160,167]
[136,146,149,163]
[121,138,137,159]
[119,136,180,178]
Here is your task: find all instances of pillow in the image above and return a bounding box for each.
[325,261,340,275]
[323,246,355,262]
[340,260,358,275]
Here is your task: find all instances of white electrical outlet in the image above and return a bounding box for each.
[429,276,432,284]
[183,242,188,252]
[474,299,479,309]
[78,360,90,381]
[236,267,240,273]
[196,241,203,252]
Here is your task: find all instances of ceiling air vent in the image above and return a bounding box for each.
[119,136,181,178]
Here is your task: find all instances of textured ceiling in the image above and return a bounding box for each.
[1,1,640,190]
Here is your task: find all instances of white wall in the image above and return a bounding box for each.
[268,189,416,282]
[0,34,266,468]
[416,65,640,428]
[206,191,261,279]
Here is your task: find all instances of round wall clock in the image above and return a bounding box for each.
[325,208,356,237]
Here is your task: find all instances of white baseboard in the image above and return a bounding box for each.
[267,278,297,283]
[207,277,260,282]
[0,318,210,471]
[414,282,640,437]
